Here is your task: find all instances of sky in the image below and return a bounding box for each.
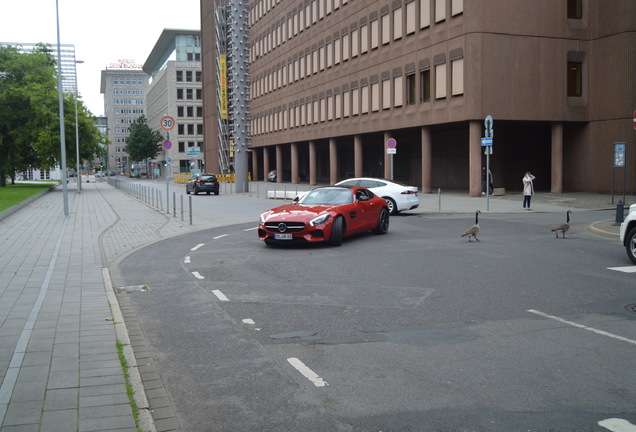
[1,0,201,117]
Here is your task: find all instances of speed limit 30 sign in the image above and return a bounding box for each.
[161,116,175,131]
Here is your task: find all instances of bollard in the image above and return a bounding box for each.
[614,200,625,226]
[438,188,442,212]
[173,192,176,217]
[189,195,193,225]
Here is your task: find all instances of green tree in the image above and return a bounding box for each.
[0,44,107,186]
[125,115,164,163]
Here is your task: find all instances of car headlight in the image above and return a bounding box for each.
[259,213,266,224]
[310,214,330,226]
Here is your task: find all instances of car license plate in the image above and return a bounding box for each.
[274,233,293,240]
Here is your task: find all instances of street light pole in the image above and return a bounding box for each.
[74,59,84,193]
[55,0,68,215]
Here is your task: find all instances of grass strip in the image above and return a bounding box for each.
[0,182,58,212]
[116,339,142,432]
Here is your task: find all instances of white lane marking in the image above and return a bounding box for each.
[287,357,328,387]
[212,289,229,301]
[192,271,204,280]
[608,266,636,273]
[213,234,228,240]
[184,256,191,264]
[599,418,636,432]
[527,309,636,346]
[244,227,258,231]
[191,243,205,251]
[242,318,255,325]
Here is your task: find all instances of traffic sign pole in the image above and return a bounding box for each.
[484,115,494,211]
[160,116,175,214]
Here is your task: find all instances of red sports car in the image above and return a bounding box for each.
[258,186,390,246]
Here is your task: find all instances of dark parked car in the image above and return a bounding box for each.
[186,174,220,195]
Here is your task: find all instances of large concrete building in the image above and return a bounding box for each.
[100,63,150,174]
[202,0,636,195]
[143,29,204,177]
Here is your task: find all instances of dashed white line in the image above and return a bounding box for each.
[213,234,228,240]
[212,289,229,301]
[527,309,636,346]
[191,243,205,251]
[608,266,636,273]
[192,271,204,280]
[242,318,255,325]
[244,227,258,231]
[598,418,636,432]
[184,256,191,264]
[287,357,328,387]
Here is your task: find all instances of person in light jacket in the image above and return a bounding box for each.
[522,172,535,210]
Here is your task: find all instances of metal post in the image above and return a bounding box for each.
[189,196,193,225]
[438,188,441,211]
[55,0,68,216]
[166,131,170,214]
[173,192,176,217]
[181,195,184,221]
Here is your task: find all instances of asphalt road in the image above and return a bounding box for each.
[117,209,636,432]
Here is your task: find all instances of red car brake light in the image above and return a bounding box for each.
[401,190,417,195]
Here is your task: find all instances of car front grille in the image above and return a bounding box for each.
[264,221,306,233]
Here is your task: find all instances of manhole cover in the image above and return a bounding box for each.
[625,304,636,314]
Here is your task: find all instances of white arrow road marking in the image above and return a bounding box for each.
[599,418,636,432]
[242,319,255,325]
[608,266,636,273]
[192,271,204,280]
[184,256,191,264]
[528,310,636,346]
[212,289,229,301]
[213,234,228,240]
[191,243,205,251]
[287,357,328,387]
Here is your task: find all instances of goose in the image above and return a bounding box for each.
[461,211,481,242]
[551,210,572,238]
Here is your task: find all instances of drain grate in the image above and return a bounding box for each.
[625,304,636,314]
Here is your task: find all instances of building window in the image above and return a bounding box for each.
[394,75,403,107]
[197,106,203,117]
[176,71,183,81]
[177,89,184,99]
[197,124,203,135]
[360,24,368,54]
[435,0,446,23]
[451,0,463,16]
[196,71,202,82]
[406,1,416,34]
[381,13,390,45]
[393,6,403,40]
[382,79,391,109]
[451,58,464,96]
[435,63,447,99]
[186,71,193,82]
[179,141,185,152]
[352,87,359,115]
[177,106,184,117]
[370,19,379,50]
[567,0,582,19]
[406,73,416,105]
[371,82,379,112]
[567,62,582,96]
[187,106,194,117]
[420,68,431,102]
[178,124,185,135]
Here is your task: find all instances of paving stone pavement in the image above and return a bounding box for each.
[0,178,626,432]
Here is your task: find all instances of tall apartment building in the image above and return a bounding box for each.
[202,0,636,195]
[143,29,204,177]
[100,63,150,174]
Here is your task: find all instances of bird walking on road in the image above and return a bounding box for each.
[462,211,481,242]
[551,210,572,238]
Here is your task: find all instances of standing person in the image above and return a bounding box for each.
[481,166,493,195]
[522,171,535,210]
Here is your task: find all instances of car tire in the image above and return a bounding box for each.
[329,216,344,246]
[372,208,390,234]
[214,190,219,195]
[194,187,199,195]
[625,227,636,264]
[384,197,398,215]
[206,192,210,195]
[186,189,190,195]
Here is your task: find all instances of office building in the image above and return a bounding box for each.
[202,0,636,195]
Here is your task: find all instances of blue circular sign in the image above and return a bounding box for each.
[162,140,172,150]
[387,138,397,148]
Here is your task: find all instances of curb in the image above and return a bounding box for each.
[0,184,57,222]
[589,220,620,239]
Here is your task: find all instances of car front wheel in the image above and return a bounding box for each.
[626,227,636,264]
[384,197,398,215]
[329,216,344,246]
[372,208,390,234]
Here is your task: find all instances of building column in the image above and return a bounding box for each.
[251,149,259,182]
[263,147,270,181]
[551,122,563,193]
[469,121,482,197]
[329,138,338,184]
[291,142,299,184]
[354,135,363,177]
[276,145,283,183]
[309,141,317,185]
[421,126,432,193]
[384,131,391,179]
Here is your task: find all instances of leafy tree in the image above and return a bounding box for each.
[125,115,164,163]
[0,44,107,186]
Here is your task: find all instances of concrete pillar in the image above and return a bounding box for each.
[263,148,270,181]
[329,138,338,184]
[276,145,283,183]
[251,149,259,181]
[384,131,391,180]
[469,121,482,197]
[551,122,563,193]
[291,142,299,184]
[354,135,363,177]
[421,126,432,193]
[309,141,317,185]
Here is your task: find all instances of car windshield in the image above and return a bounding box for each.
[198,175,215,181]
[300,188,353,205]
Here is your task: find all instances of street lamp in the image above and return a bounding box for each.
[74,59,84,193]
[55,0,68,215]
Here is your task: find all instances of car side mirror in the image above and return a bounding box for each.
[293,196,300,203]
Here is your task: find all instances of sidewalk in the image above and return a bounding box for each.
[0,180,625,432]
